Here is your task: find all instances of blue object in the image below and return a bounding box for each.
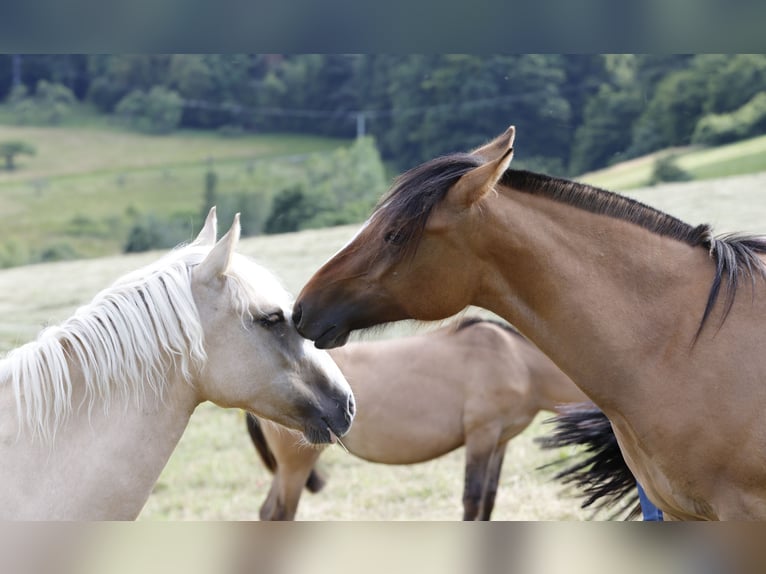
[636,482,664,521]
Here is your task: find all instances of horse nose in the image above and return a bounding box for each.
[345,393,356,425]
[292,303,303,328]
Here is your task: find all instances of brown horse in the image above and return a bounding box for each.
[293,126,766,520]
[246,317,587,520]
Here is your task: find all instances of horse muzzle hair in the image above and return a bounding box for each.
[296,386,356,444]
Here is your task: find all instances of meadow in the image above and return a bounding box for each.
[2,169,766,520]
[0,125,348,259]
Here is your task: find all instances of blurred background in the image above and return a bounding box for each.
[1,54,765,269]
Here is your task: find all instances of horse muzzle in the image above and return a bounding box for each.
[303,392,355,444]
[293,302,352,349]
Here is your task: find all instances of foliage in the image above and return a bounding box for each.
[0,139,36,170]
[123,212,195,253]
[692,93,766,146]
[264,185,320,234]
[7,80,76,125]
[649,155,693,185]
[115,86,184,134]
[255,136,388,234]
[569,84,644,174]
[3,54,766,176]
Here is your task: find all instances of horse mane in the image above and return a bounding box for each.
[2,244,273,442]
[376,152,766,339]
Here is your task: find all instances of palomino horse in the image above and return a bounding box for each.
[245,317,588,520]
[0,208,354,519]
[293,126,766,520]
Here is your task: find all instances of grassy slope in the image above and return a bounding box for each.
[580,134,766,191]
[0,125,348,257]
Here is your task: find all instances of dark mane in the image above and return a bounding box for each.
[372,153,482,262]
[374,152,766,338]
[501,169,713,248]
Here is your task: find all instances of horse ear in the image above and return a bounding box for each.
[448,146,514,208]
[193,206,218,247]
[470,125,515,161]
[196,213,240,283]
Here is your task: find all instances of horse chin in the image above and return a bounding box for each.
[314,326,350,349]
[301,424,337,445]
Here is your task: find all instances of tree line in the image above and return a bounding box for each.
[1,54,765,176]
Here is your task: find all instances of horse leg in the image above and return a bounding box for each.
[261,450,322,521]
[463,427,501,520]
[478,441,508,521]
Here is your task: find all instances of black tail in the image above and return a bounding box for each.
[536,403,641,520]
[245,413,327,494]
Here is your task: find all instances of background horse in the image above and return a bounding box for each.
[292,125,766,520]
[246,317,587,520]
[0,208,354,519]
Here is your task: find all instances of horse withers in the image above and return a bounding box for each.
[246,317,587,520]
[0,208,354,520]
[292,126,766,520]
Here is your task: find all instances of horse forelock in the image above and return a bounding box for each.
[370,153,482,263]
[4,244,211,442]
[223,253,293,324]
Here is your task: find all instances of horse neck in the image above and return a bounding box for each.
[0,353,199,520]
[518,340,589,411]
[473,186,714,410]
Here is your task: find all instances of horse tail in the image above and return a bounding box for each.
[246,412,277,473]
[536,402,641,520]
[245,413,327,494]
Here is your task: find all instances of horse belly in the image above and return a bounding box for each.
[344,408,465,465]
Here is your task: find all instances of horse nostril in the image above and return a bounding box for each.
[346,394,356,420]
[292,303,303,327]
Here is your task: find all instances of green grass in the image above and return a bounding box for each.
[580,134,766,190]
[0,123,350,260]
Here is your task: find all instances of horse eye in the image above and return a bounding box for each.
[384,229,403,245]
[258,311,284,328]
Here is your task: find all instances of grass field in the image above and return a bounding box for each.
[2,169,766,520]
[0,125,349,258]
[580,134,766,191]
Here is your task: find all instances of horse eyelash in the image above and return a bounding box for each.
[257,311,285,328]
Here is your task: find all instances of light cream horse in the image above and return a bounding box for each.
[0,208,354,520]
[293,126,766,520]
[246,317,587,520]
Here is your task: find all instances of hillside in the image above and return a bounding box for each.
[0,125,350,262]
[580,134,766,190]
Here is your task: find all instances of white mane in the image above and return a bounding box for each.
[4,245,211,442]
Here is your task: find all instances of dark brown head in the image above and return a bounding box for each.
[293,127,517,348]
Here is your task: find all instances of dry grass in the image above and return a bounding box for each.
[2,172,766,520]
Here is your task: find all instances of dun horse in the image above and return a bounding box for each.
[292,126,766,520]
[0,208,354,519]
[246,317,587,520]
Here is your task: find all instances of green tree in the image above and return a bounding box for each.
[264,185,321,234]
[0,140,35,170]
[7,80,76,125]
[115,86,183,134]
[649,155,692,185]
[569,85,644,174]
